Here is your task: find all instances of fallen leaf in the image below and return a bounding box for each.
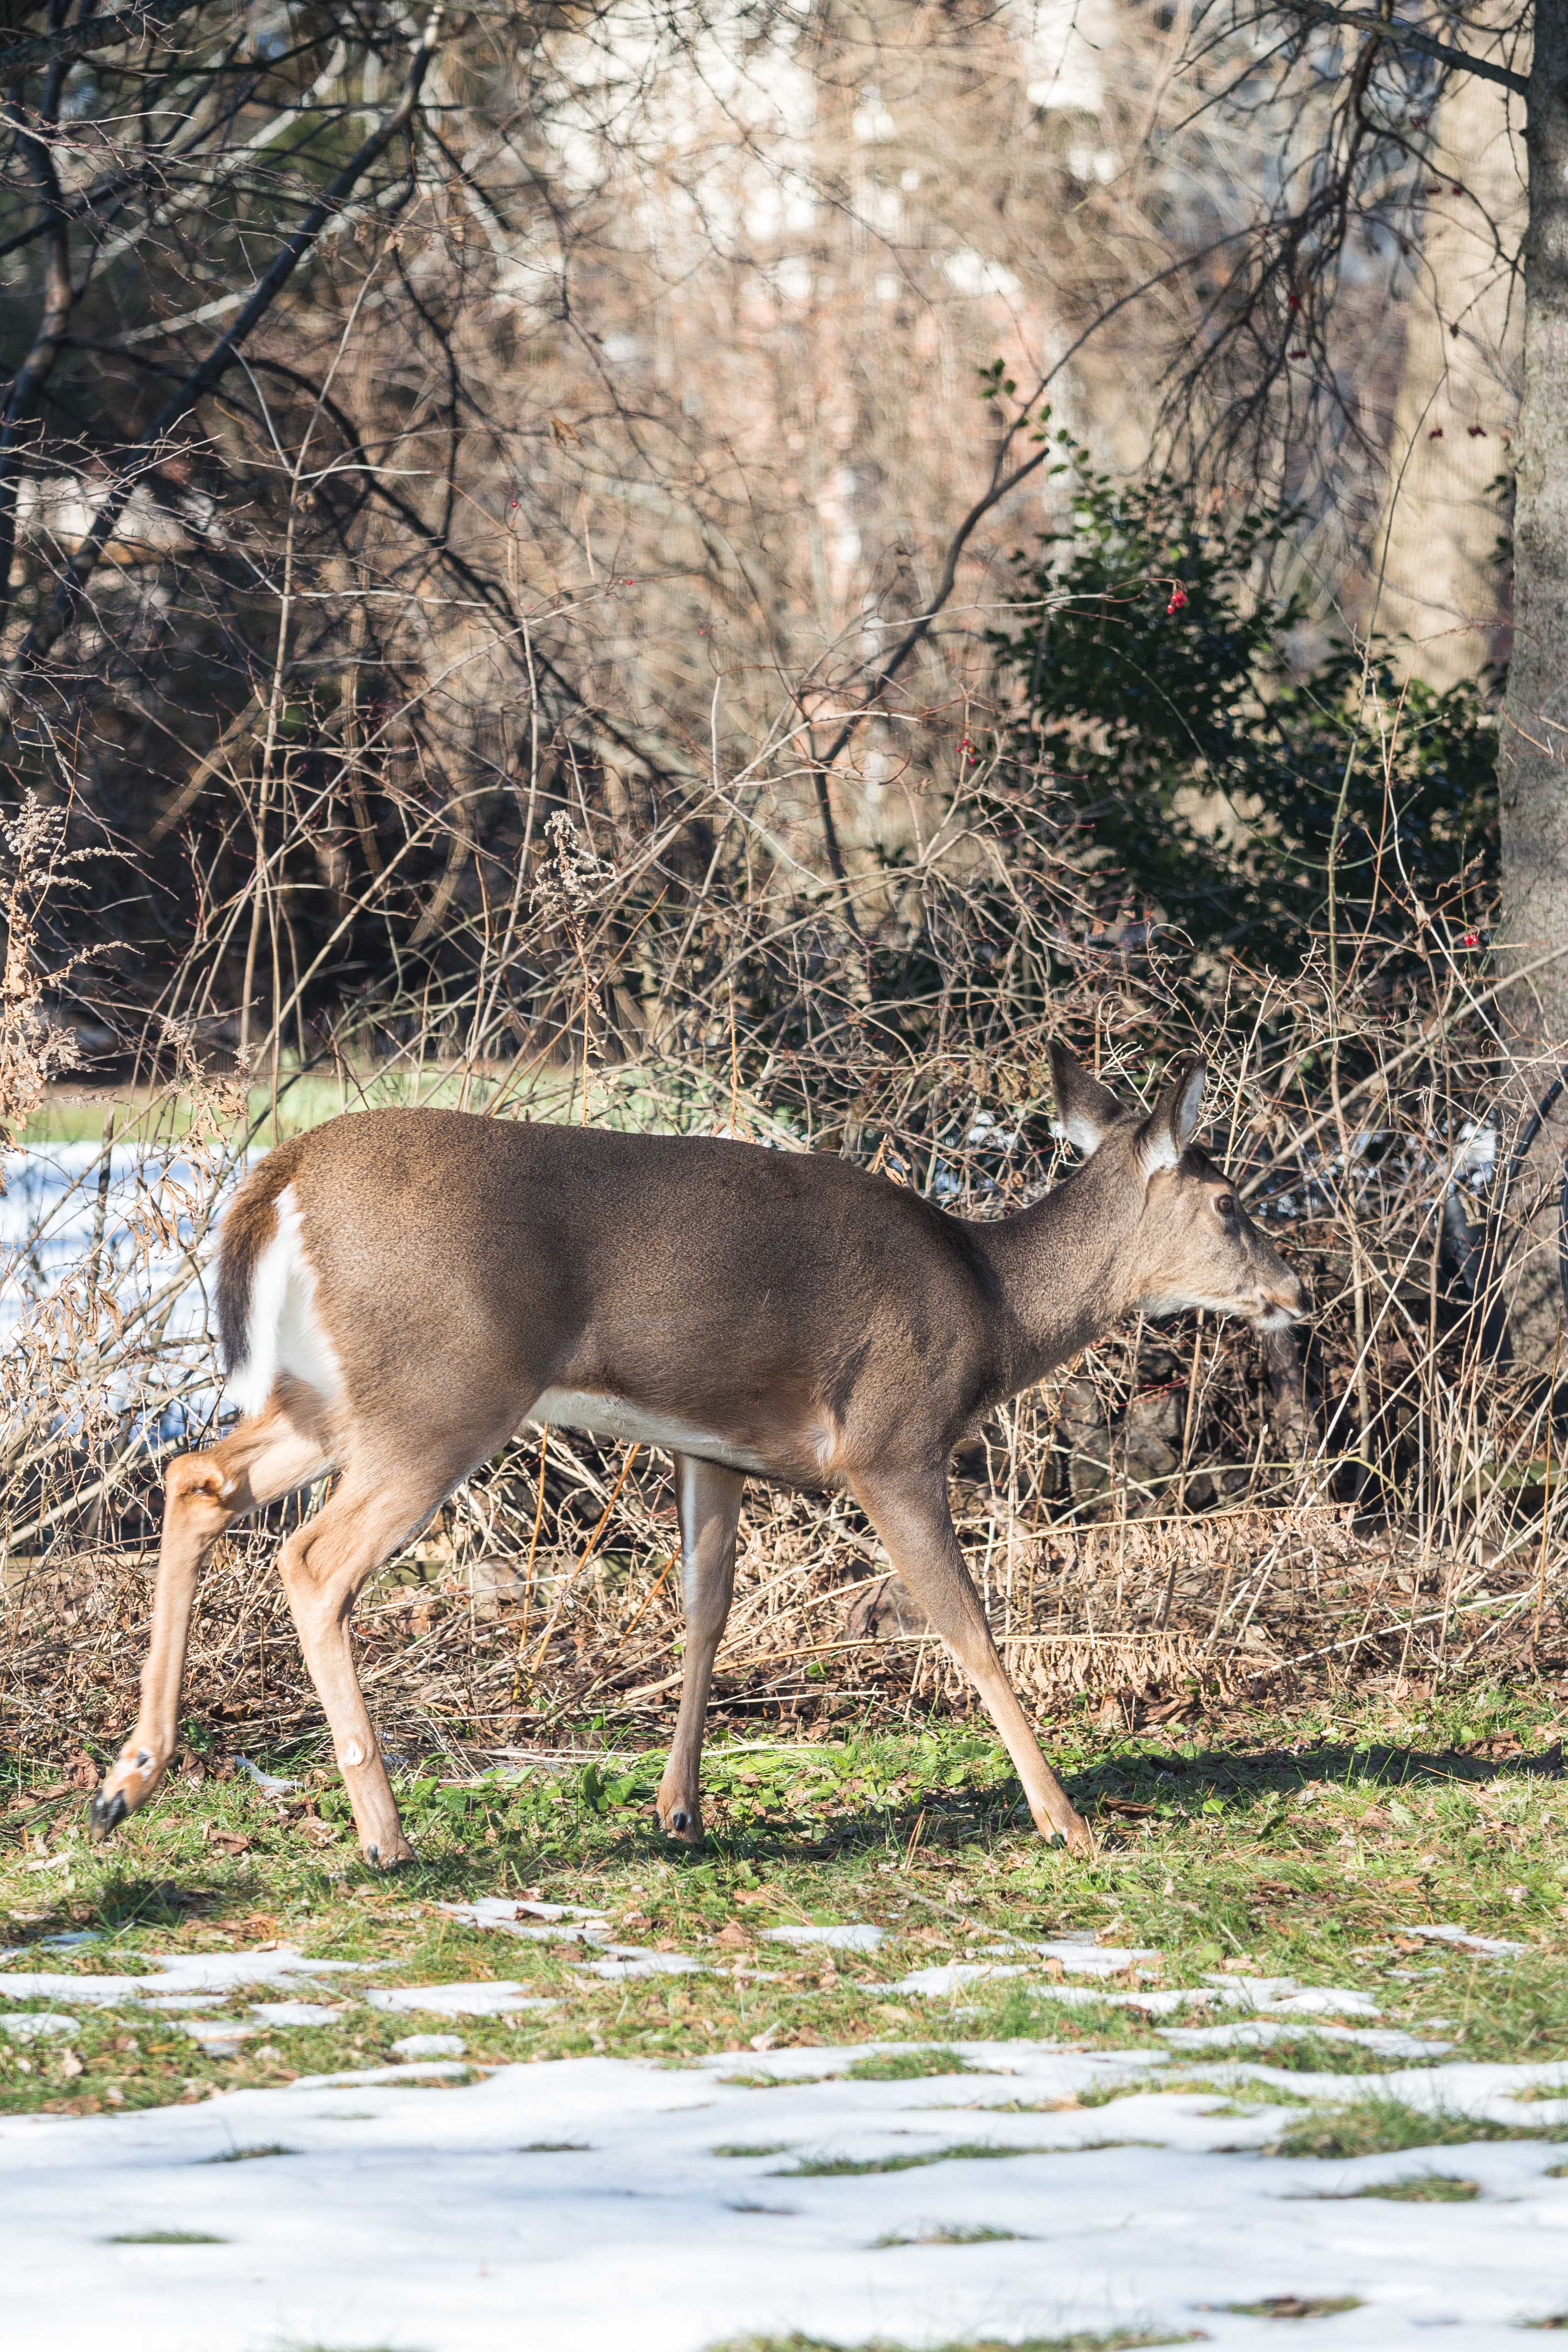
[202,1824,251,1856]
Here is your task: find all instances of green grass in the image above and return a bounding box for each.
[24,1056,777,1148]
[1212,2298,1361,2321]
[107,2229,226,2244]
[707,2335,1199,2352]
[3,1683,1568,2121]
[1240,2035,1431,2076]
[713,2143,792,2157]
[779,2142,1048,2177]
[870,2224,1025,2248]
[1329,2173,1480,2201]
[203,2143,296,2163]
[1270,2099,1568,2161]
[845,2047,978,2081]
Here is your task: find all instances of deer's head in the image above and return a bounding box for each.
[1050,1045,1307,1333]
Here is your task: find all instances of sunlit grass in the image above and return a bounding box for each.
[2,1682,1566,2119]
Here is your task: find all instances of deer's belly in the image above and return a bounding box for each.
[528,1387,767,1475]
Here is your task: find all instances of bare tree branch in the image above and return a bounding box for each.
[2,3,447,701]
[1291,3,1529,94]
[0,6,183,88]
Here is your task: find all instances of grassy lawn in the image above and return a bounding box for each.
[2,1678,1566,2121]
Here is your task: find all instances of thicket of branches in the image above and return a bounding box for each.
[4,1,1566,1765]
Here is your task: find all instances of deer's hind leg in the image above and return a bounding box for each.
[92,1390,332,1842]
[655,1455,745,1843]
[275,1434,496,1867]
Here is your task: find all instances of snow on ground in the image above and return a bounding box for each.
[1,1142,225,1340]
[0,1944,379,2004]
[4,2036,1568,2350]
[1,1921,1564,2346]
[1,1140,242,1442]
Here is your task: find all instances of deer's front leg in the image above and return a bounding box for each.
[656,1455,745,1843]
[852,1467,1092,1855]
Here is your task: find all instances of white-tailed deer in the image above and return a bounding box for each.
[90,1047,1305,1862]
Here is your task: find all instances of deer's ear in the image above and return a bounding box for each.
[1049,1043,1125,1155]
[1137,1056,1207,1176]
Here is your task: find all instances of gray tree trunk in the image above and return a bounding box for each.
[1498,0,1568,1365]
[1374,15,1523,686]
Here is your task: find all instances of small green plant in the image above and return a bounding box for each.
[708,2334,1197,2352]
[1271,2101,1567,2162]
[712,2143,791,2158]
[1332,2174,1479,2202]
[778,2141,1045,2177]
[987,418,1496,960]
[845,2048,977,2082]
[1211,2297,1361,2320]
[1246,2035,1420,2077]
[706,2331,1200,2352]
[870,2224,1025,2248]
[107,2229,227,2244]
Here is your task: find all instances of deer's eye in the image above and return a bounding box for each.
[1215,1193,1237,1222]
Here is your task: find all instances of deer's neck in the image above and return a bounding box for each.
[971,1168,1142,1395]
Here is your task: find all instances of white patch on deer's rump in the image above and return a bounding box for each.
[529,1388,765,1473]
[225,1183,343,1417]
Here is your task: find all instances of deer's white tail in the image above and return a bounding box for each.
[217,1174,343,1418]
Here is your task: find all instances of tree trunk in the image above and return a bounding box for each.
[1374,19,1523,687]
[1499,0,1568,1365]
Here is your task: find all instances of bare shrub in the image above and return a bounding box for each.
[2,688,1565,1769]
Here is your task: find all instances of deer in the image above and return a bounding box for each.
[89,1045,1305,1865]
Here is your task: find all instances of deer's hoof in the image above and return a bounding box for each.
[1058,1813,1095,1857]
[362,1837,418,1870]
[657,1797,703,1845]
[87,1788,128,1845]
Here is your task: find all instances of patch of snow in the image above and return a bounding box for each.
[0,1142,250,1425]
[0,1946,377,2009]
[1033,1985,1199,2016]
[896,1960,1183,2006]
[995,1938,1161,1975]
[286,2059,480,2089]
[437,1897,608,1937]
[175,2020,256,2055]
[10,2039,1568,2347]
[366,1983,559,2018]
[392,2034,466,2058]
[0,2013,78,2040]
[235,1756,300,1796]
[895,1961,1031,1996]
[573,1948,706,1980]
[248,2002,345,2028]
[1396,1923,1529,1958]
[1207,1975,1383,2018]
[760,1924,884,1951]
